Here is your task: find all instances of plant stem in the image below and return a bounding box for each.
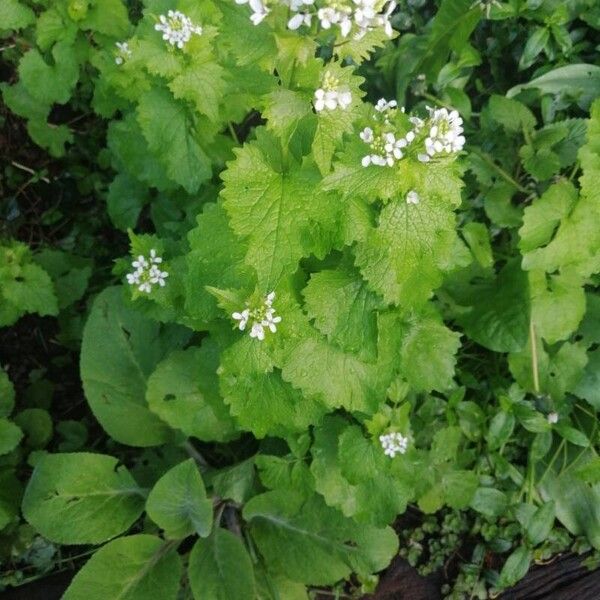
[227,122,240,145]
[183,440,209,469]
[529,319,540,395]
[471,149,529,194]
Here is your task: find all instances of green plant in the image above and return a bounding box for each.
[1,0,600,598]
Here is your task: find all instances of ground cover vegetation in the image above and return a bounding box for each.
[1,0,600,598]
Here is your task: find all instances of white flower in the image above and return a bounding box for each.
[155,10,202,49]
[237,0,270,25]
[547,412,559,424]
[379,432,409,458]
[422,107,465,159]
[375,98,397,113]
[406,190,420,205]
[313,71,352,112]
[288,11,312,29]
[126,249,168,294]
[114,41,132,65]
[232,291,281,341]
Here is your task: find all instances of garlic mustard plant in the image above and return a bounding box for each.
[126,250,168,293]
[155,10,203,49]
[379,432,409,457]
[418,107,466,162]
[314,71,352,112]
[232,291,282,341]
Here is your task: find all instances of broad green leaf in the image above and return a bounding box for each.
[0,0,35,31]
[107,173,150,231]
[63,535,182,600]
[147,344,236,442]
[13,408,53,448]
[146,459,213,539]
[170,61,226,123]
[526,501,556,545]
[243,490,397,585]
[188,527,256,600]
[470,487,509,517]
[498,546,532,588]
[22,453,145,544]
[574,348,600,409]
[508,64,600,110]
[487,95,536,133]
[281,336,383,413]
[0,419,23,455]
[400,315,461,392]
[509,340,587,401]
[539,470,600,550]
[210,459,255,504]
[220,335,326,437]
[137,89,212,193]
[519,180,578,254]
[80,0,129,36]
[18,42,79,105]
[185,203,253,326]
[354,189,457,306]
[81,287,189,446]
[455,260,529,353]
[221,129,339,289]
[529,270,586,344]
[303,267,382,360]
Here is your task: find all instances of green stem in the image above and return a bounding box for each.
[471,149,530,194]
[227,122,240,145]
[529,319,540,395]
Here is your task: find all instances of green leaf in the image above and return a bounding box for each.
[243,490,397,585]
[22,453,145,544]
[0,0,35,31]
[81,287,189,447]
[470,487,509,517]
[185,203,253,326]
[0,419,23,455]
[487,95,536,133]
[147,344,236,442]
[303,267,381,360]
[220,335,326,438]
[63,535,182,600]
[539,470,600,550]
[14,408,53,448]
[107,174,150,231]
[146,459,213,539]
[508,64,600,110]
[34,249,92,310]
[221,129,339,288]
[498,546,532,588]
[18,42,79,105]
[354,177,459,305]
[210,459,255,504]
[400,315,461,393]
[519,27,549,69]
[137,89,211,193]
[1,262,58,320]
[519,180,578,254]
[528,270,586,344]
[188,527,256,600]
[80,0,130,37]
[526,501,556,545]
[170,61,226,123]
[574,348,600,410]
[455,260,530,353]
[486,412,515,451]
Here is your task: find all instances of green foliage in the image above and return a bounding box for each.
[3,0,600,598]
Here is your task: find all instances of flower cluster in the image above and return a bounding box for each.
[155,10,203,49]
[360,99,415,167]
[114,41,132,65]
[379,432,409,458]
[417,107,465,163]
[235,0,270,25]
[126,250,169,294]
[547,412,559,424]
[232,291,282,341]
[239,0,396,38]
[314,71,352,112]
